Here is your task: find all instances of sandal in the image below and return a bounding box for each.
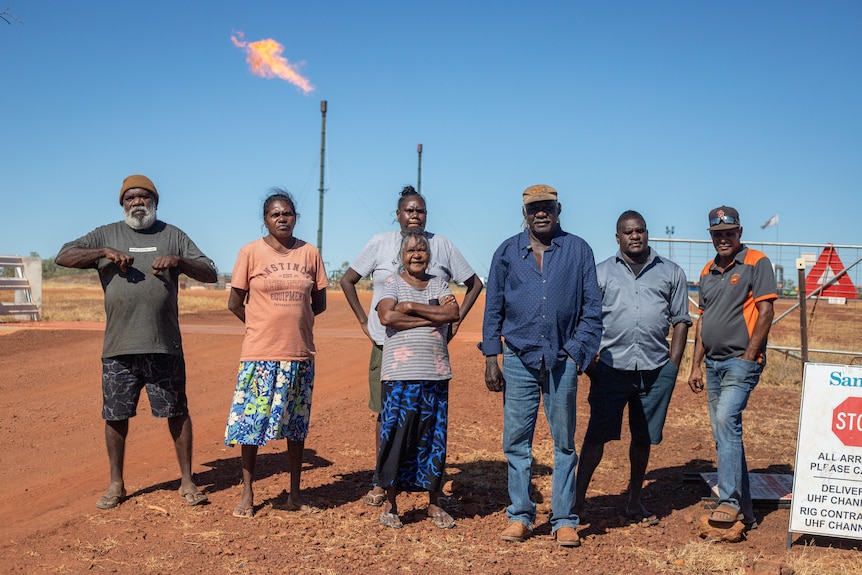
[363,489,386,507]
[429,509,456,529]
[232,505,255,518]
[379,512,403,529]
[625,511,659,527]
[95,491,126,510]
[179,489,209,507]
[709,503,742,525]
[283,500,321,513]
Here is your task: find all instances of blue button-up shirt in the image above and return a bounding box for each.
[596,248,692,371]
[481,228,603,371]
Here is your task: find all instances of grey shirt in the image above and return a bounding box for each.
[349,230,476,345]
[697,246,777,361]
[58,220,215,358]
[596,248,691,371]
[378,274,453,381]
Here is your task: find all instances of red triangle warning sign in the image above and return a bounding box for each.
[805,246,858,299]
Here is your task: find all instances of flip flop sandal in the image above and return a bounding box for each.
[625,512,660,527]
[179,490,209,506]
[379,512,403,529]
[95,493,126,510]
[363,490,386,507]
[232,505,255,518]
[283,501,321,513]
[429,510,456,529]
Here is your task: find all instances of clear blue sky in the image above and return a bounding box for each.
[2,1,860,279]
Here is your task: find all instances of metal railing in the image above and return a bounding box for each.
[651,238,862,363]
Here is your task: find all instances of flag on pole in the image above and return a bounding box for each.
[761,213,779,229]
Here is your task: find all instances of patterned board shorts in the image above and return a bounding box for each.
[101,354,188,421]
[224,358,315,446]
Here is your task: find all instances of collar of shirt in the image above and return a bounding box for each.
[614,247,659,276]
[517,226,565,258]
[709,245,748,273]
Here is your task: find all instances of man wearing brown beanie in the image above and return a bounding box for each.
[56,174,217,510]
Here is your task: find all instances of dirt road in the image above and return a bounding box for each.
[0,294,856,574]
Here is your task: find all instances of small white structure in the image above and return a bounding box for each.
[0,255,42,321]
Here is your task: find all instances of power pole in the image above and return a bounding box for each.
[665,225,675,260]
[317,100,327,255]
[417,143,423,194]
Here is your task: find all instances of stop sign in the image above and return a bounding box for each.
[832,396,862,447]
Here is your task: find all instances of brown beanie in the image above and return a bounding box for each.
[119,174,159,205]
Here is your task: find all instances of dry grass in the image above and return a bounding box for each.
[616,539,862,575]
[178,290,229,315]
[1,283,229,323]
[626,540,749,574]
[0,278,464,323]
[38,286,105,322]
[786,543,862,575]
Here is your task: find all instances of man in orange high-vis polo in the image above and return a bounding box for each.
[688,206,777,535]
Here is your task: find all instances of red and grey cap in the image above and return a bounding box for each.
[707,206,740,231]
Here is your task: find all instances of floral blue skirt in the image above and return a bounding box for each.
[376,379,449,492]
[224,359,315,446]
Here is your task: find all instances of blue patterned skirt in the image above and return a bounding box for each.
[376,379,449,492]
[224,359,315,446]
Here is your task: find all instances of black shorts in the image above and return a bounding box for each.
[101,354,188,421]
[584,360,678,445]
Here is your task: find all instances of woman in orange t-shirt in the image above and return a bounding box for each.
[223,189,329,518]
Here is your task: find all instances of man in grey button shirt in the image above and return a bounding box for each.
[574,210,691,526]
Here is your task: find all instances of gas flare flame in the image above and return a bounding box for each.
[231,32,314,94]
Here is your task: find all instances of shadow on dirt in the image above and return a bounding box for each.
[791,534,861,551]
[184,455,553,522]
[127,448,334,501]
[576,459,711,536]
[576,459,793,536]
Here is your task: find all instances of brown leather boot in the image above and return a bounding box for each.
[554,526,581,547]
[500,521,531,542]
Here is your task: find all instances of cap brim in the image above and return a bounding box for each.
[524,194,557,205]
[708,223,740,231]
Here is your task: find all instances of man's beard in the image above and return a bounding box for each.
[124,203,157,230]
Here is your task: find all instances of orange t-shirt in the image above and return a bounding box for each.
[231,238,329,361]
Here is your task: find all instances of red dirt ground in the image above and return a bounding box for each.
[0,293,858,574]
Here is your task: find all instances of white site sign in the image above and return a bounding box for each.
[789,362,862,541]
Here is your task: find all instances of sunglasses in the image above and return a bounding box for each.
[709,215,740,226]
[525,202,557,215]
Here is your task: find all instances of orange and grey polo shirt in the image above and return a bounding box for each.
[697,246,777,361]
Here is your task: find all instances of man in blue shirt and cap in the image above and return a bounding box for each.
[481,184,602,547]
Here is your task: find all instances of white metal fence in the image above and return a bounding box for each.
[651,238,862,363]
[0,256,42,321]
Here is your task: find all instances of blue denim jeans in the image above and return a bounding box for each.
[502,348,579,532]
[704,356,764,523]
